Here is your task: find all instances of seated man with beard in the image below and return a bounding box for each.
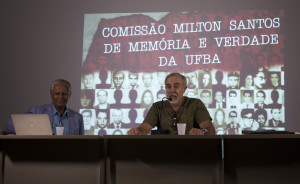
[128,73,215,135]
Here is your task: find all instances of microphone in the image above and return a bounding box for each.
[151,97,172,135]
[166,97,172,101]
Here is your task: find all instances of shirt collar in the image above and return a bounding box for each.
[51,104,69,117]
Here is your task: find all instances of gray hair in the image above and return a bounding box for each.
[50,79,72,95]
[165,73,187,86]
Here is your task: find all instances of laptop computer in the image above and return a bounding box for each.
[11,114,53,135]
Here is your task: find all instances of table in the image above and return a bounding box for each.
[0,135,299,184]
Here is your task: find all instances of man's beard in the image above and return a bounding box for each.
[169,93,180,104]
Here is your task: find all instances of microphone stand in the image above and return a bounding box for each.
[151,97,172,135]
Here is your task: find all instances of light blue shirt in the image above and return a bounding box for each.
[52,104,70,135]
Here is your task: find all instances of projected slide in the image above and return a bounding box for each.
[80,10,285,135]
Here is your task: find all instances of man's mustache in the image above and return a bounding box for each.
[169,93,178,98]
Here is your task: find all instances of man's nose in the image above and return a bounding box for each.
[58,93,64,98]
[169,86,176,92]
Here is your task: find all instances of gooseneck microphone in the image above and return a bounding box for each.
[151,97,172,135]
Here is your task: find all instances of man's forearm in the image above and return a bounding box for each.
[200,119,216,135]
[205,124,216,135]
[137,122,152,135]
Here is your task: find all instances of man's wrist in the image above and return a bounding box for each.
[137,127,144,135]
[201,128,208,134]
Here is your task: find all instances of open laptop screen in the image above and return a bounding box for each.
[11,114,53,135]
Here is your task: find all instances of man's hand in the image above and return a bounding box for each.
[127,122,152,135]
[127,128,141,135]
[188,128,206,135]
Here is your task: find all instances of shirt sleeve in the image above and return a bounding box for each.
[143,102,160,128]
[195,99,212,124]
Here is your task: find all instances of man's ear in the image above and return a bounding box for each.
[183,86,187,93]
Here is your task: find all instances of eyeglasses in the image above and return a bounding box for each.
[171,113,178,130]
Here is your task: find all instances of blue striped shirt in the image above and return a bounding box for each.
[51,104,69,135]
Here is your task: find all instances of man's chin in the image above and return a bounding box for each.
[55,103,67,109]
[169,99,179,105]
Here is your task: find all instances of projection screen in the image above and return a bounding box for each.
[80,10,285,135]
